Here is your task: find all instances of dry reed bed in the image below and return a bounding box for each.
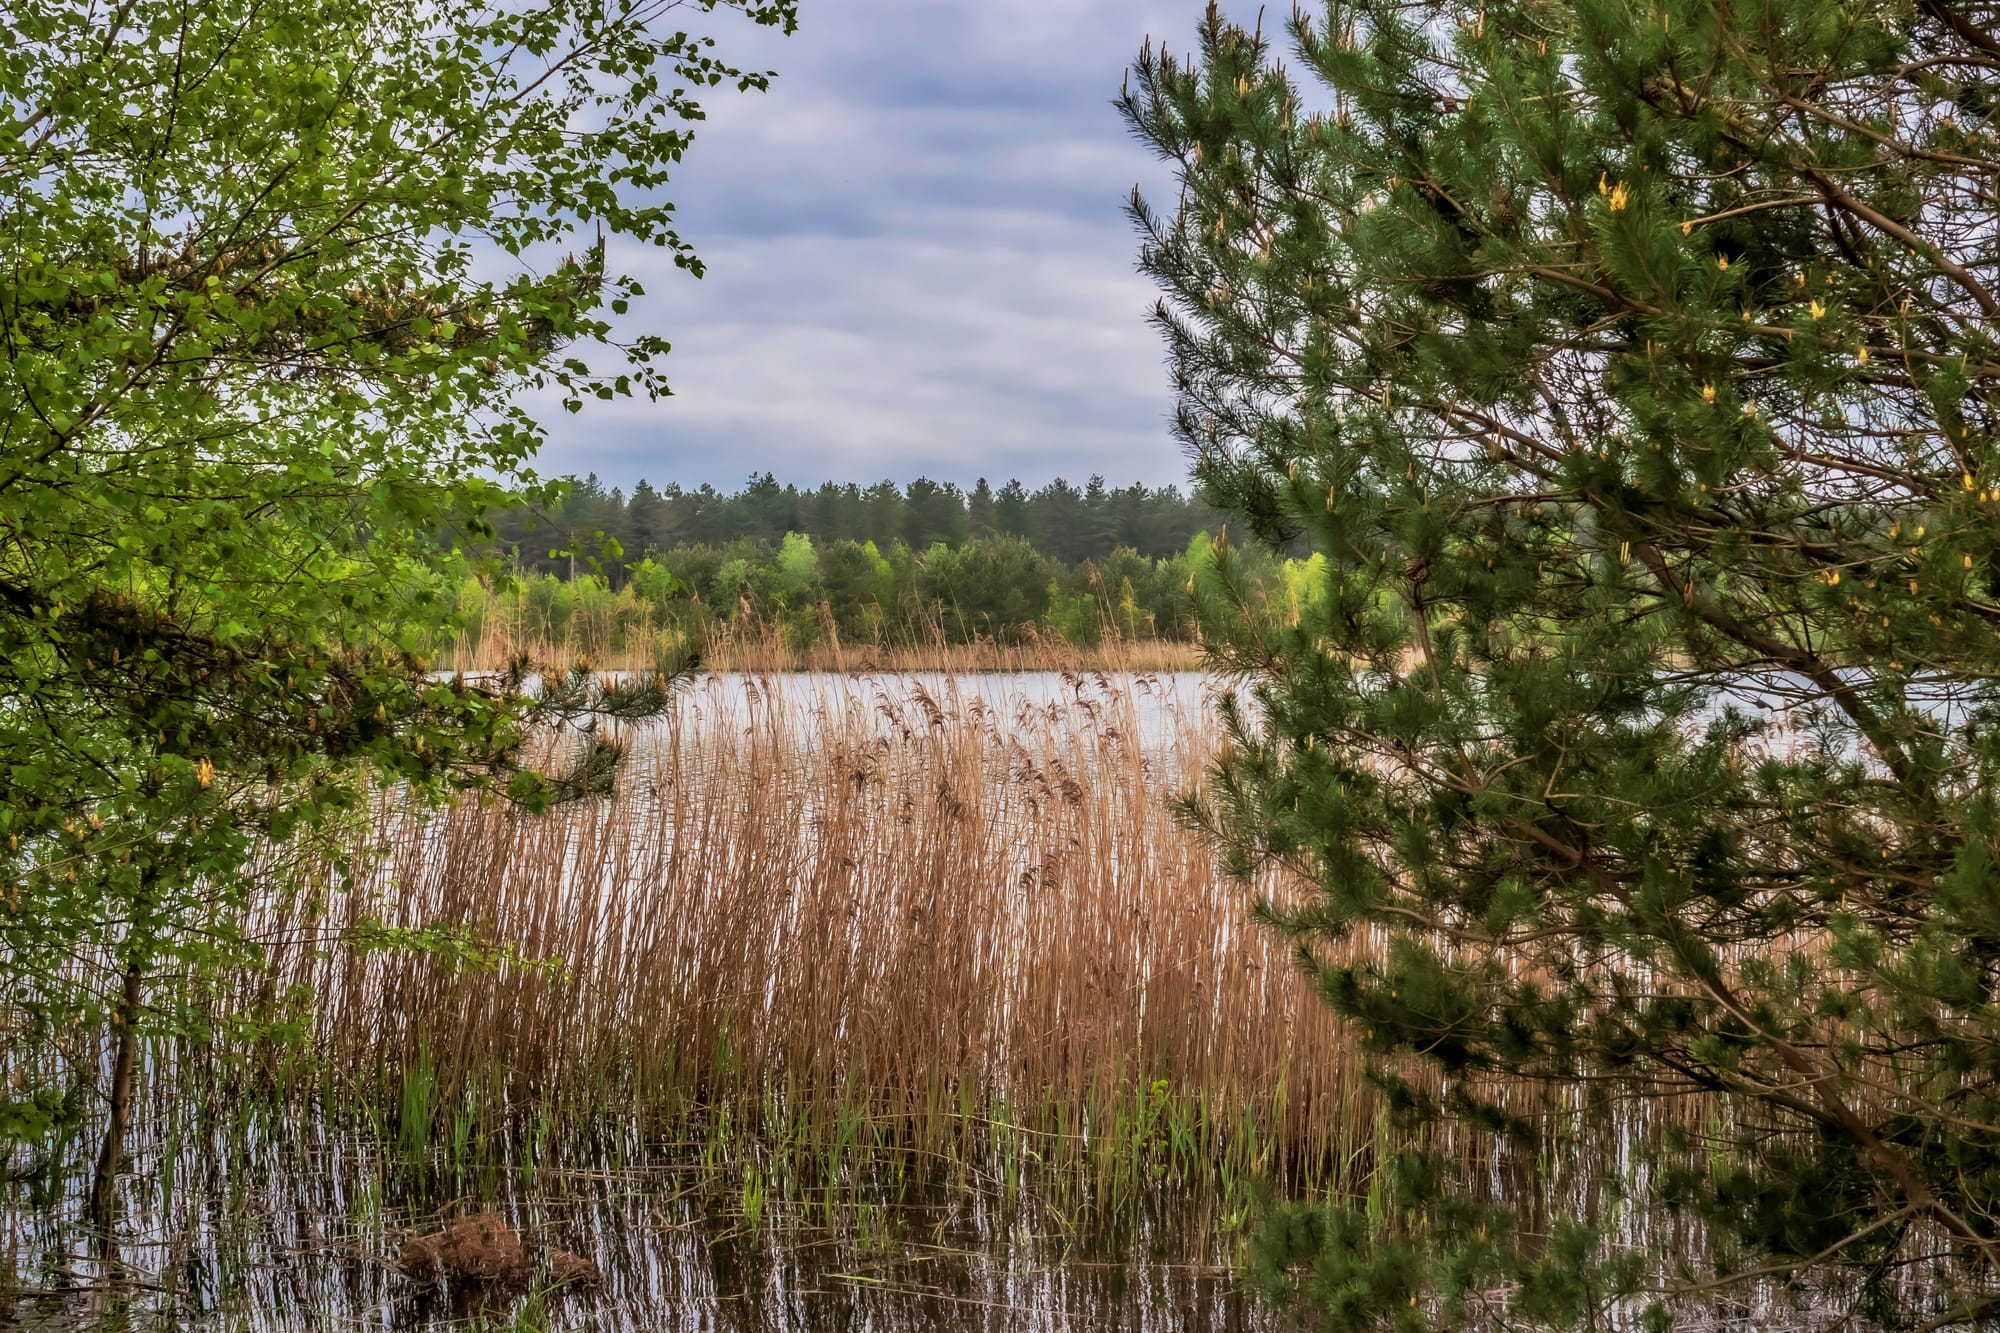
[274,672,1365,1183]
[440,621,1205,676]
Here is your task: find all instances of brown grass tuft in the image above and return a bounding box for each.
[441,618,1205,676]
[399,1211,530,1286]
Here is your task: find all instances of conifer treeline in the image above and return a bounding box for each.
[484,473,1228,578]
[450,473,1305,659]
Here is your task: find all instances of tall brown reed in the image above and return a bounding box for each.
[442,613,1205,676]
[266,673,1366,1191]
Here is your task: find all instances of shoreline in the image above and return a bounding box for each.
[435,634,1209,676]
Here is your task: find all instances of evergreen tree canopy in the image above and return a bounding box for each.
[1128,0,2000,1325]
[996,478,1033,537]
[968,477,1001,537]
[483,471,1226,579]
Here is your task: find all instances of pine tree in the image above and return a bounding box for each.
[1081,474,1119,561]
[1127,1,2000,1326]
[735,471,795,543]
[628,481,670,561]
[1028,478,1089,563]
[904,476,970,547]
[863,479,906,542]
[996,478,1033,538]
[968,478,1001,538]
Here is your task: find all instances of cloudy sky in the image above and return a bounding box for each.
[533,0,1233,493]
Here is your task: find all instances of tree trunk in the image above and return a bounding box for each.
[88,954,143,1250]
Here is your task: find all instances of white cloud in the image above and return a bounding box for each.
[530,0,1241,490]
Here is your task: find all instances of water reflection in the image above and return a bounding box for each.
[3,1124,1272,1331]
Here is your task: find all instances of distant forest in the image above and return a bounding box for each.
[449,474,1303,658]
[482,474,1230,579]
